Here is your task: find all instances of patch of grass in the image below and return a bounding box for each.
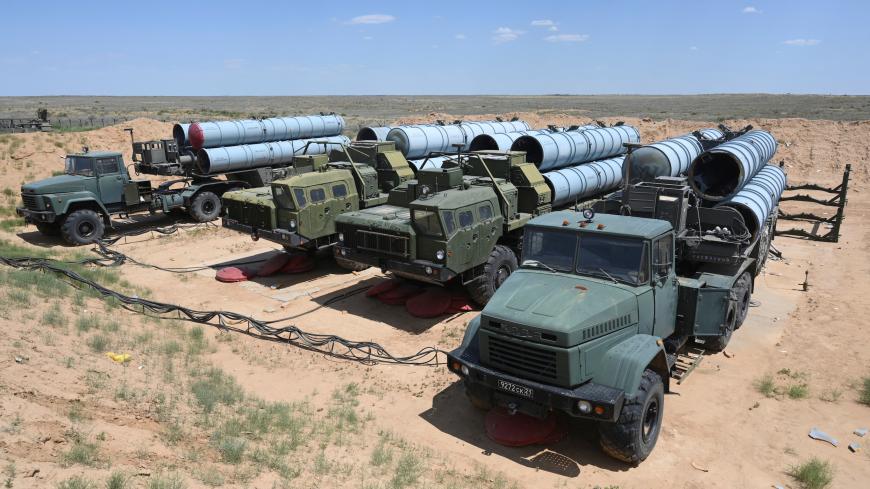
[859,377,870,406]
[788,458,834,489]
[41,302,67,327]
[105,471,129,489]
[4,288,31,306]
[0,218,23,232]
[313,450,331,476]
[390,451,423,489]
[160,340,182,357]
[68,401,89,422]
[62,429,100,467]
[56,476,96,489]
[2,413,22,434]
[84,369,109,391]
[86,333,110,352]
[146,473,186,489]
[787,384,810,399]
[190,367,243,413]
[371,438,393,467]
[76,314,99,333]
[215,436,246,464]
[754,374,776,398]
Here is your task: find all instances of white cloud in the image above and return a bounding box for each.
[363,36,373,41]
[347,14,395,25]
[742,6,760,14]
[455,34,466,40]
[492,27,524,44]
[690,46,699,51]
[783,38,821,46]
[545,34,589,43]
[531,19,558,31]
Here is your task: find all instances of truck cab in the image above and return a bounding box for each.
[447,210,681,465]
[17,151,149,243]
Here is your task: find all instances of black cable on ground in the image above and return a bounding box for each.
[0,255,446,366]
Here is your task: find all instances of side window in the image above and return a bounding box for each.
[293,188,307,208]
[478,204,493,220]
[96,158,119,175]
[653,236,673,277]
[442,211,456,236]
[458,209,474,228]
[332,184,347,198]
[310,188,326,203]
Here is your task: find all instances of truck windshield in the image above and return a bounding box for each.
[523,229,577,272]
[273,185,295,210]
[576,235,648,286]
[413,210,443,238]
[65,157,95,177]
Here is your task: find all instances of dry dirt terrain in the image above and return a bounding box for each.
[0,112,868,489]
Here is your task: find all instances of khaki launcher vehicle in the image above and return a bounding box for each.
[221,141,414,266]
[333,151,554,304]
[446,176,776,464]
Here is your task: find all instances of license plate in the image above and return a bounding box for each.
[497,379,534,399]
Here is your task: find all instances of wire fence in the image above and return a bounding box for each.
[0,117,132,133]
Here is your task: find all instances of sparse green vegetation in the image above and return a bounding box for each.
[788,458,834,489]
[146,473,186,489]
[86,333,110,352]
[787,383,810,399]
[754,374,776,397]
[62,429,101,467]
[860,376,870,406]
[105,471,129,489]
[190,367,243,413]
[390,451,423,489]
[56,476,96,489]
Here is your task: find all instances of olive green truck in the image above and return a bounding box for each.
[446,175,780,464]
[220,140,414,263]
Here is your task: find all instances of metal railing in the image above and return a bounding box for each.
[775,163,850,242]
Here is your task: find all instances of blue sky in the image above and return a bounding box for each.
[1,1,866,95]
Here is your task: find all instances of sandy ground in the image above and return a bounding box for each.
[0,117,868,488]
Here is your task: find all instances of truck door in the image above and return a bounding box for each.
[476,202,498,260]
[325,181,353,235]
[652,233,678,338]
[455,207,476,269]
[304,186,328,239]
[96,157,125,207]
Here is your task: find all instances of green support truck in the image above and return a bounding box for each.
[446,176,775,464]
[333,151,554,304]
[220,140,414,264]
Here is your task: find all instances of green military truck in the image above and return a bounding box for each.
[16,148,256,244]
[333,151,552,304]
[446,176,777,464]
[221,140,414,265]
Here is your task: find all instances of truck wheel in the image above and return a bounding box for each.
[35,222,61,236]
[60,210,105,245]
[334,256,369,272]
[599,369,664,465]
[733,272,752,329]
[466,245,517,306]
[189,191,221,222]
[705,300,738,352]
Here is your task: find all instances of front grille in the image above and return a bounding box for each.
[355,229,410,257]
[22,194,41,210]
[225,201,273,230]
[485,334,558,380]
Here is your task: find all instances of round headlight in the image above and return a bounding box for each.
[460,365,470,376]
[577,400,592,413]
[289,220,296,229]
[338,232,344,242]
[425,266,433,275]
[435,250,445,260]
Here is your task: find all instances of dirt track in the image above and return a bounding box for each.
[0,117,868,488]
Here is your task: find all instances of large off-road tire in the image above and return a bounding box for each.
[35,222,61,236]
[705,299,738,352]
[189,191,221,222]
[334,255,369,272]
[466,245,517,306]
[60,210,105,245]
[599,369,664,465]
[733,272,752,329]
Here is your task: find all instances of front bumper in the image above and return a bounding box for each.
[17,207,57,224]
[223,217,308,249]
[333,244,456,284]
[447,345,625,422]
